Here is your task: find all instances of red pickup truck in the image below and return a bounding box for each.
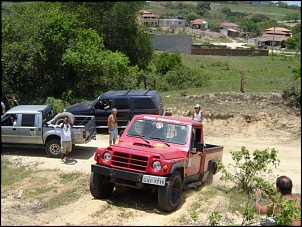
[90,114,223,212]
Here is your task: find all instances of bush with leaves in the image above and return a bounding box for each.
[216,146,280,225]
[217,146,280,195]
[216,146,301,226]
[154,51,182,75]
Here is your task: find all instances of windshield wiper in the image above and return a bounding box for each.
[149,137,170,147]
[140,135,150,144]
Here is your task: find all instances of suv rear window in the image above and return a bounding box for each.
[133,98,155,109]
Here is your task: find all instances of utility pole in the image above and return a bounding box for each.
[271,26,275,59]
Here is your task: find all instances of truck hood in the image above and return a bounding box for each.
[113,141,187,160]
[65,101,93,112]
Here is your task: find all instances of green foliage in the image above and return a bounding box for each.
[217,146,280,194]
[154,51,183,75]
[208,211,222,226]
[241,201,257,225]
[217,146,301,226]
[190,212,198,221]
[45,97,66,114]
[285,37,299,50]
[282,67,301,109]
[275,198,301,226]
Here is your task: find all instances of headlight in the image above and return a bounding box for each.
[103,152,111,162]
[152,161,162,171]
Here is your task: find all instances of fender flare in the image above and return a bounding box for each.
[208,159,218,174]
[170,163,184,174]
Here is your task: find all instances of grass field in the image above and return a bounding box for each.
[179,53,300,93]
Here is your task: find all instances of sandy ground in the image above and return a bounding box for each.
[1,100,301,226]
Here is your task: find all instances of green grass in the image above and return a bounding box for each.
[178,53,300,93]
[211,3,300,21]
[1,158,34,188]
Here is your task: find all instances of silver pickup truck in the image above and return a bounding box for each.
[1,105,96,158]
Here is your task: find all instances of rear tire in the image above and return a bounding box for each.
[90,172,114,199]
[158,171,182,212]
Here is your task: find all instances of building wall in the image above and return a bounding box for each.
[158,19,186,28]
[152,35,192,54]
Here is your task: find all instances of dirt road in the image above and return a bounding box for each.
[1,93,301,226]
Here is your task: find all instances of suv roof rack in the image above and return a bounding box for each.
[124,89,131,96]
[143,89,150,95]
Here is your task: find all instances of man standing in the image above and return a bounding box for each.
[108,108,118,145]
[192,104,203,122]
[60,117,73,163]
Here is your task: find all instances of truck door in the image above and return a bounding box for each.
[1,113,20,143]
[19,114,39,144]
[186,129,202,176]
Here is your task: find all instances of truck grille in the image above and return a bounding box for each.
[111,151,148,171]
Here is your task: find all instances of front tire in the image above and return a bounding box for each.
[45,139,61,158]
[158,171,182,212]
[90,172,114,199]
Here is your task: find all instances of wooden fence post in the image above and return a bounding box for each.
[240,71,244,93]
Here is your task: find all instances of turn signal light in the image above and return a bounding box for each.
[162,165,168,171]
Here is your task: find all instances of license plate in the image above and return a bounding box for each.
[142,175,166,186]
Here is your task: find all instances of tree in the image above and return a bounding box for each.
[195,1,211,16]
[154,52,182,75]
[64,2,153,70]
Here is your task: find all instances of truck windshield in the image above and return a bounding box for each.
[126,119,188,145]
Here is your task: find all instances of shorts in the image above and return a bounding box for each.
[109,128,118,141]
[61,140,72,154]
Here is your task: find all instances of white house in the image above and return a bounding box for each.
[158,19,186,28]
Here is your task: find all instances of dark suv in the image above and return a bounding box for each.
[64,89,165,128]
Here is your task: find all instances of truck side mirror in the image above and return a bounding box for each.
[196,142,204,152]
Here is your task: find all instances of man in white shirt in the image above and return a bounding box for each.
[60,117,73,163]
[192,104,203,122]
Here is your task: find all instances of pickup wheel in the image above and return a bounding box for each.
[158,171,182,212]
[52,112,75,125]
[45,139,61,158]
[90,172,114,199]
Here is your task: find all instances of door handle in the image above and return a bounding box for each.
[30,129,34,131]
[13,128,17,130]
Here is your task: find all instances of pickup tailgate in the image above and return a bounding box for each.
[72,115,96,144]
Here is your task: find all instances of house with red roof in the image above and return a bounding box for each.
[189,19,208,30]
[219,22,241,37]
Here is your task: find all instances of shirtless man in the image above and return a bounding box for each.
[255,175,301,226]
[108,108,118,145]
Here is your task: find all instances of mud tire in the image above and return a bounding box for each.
[158,171,182,212]
[90,172,114,199]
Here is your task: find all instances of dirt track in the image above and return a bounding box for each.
[1,92,301,226]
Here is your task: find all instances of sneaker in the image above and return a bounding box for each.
[65,157,69,161]
[61,159,65,164]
